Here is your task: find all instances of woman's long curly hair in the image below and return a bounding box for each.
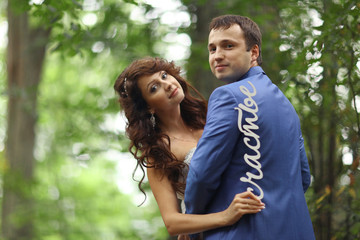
[114,57,207,201]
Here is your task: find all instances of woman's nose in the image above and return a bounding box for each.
[163,80,172,90]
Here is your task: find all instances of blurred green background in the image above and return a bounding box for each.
[0,0,359,239]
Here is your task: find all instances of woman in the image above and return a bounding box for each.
[114,57,264,238]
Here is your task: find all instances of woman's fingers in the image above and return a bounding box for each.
[177,234,190,240]
[233,191,266,211]
[236,191,264,204]
[224,191,268,226]
[236,191,262,202]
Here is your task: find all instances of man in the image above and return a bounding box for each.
[185,15,315,239]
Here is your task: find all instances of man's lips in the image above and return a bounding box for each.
[215,64,228,71]
[169,88,178,98]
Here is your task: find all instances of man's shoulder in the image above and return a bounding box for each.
[208,82,246,106]
[211,78,255,96]
[210,84,234,99]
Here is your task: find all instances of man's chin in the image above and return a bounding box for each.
[217,75,236,83]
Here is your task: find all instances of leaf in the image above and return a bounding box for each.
[349,188,357,199]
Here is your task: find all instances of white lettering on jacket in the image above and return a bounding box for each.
[234,81,264,199]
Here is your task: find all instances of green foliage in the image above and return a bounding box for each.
[1,0,168,239]
[34,158,137,239]
[31,152,168,240]
[29,46,165,238]
[278,0,360,238]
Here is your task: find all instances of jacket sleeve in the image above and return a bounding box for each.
[299,134,311,192]
[185,87,240,214]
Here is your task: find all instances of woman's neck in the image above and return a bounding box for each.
[161,116,191,136]
[156,107,188,133]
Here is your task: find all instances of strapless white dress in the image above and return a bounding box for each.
[177,147,196,213]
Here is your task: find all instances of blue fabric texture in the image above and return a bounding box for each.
[185,66,315,240]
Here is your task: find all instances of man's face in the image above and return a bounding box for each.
[208,24,259,83]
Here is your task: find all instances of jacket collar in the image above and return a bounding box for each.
[238,66,264,81]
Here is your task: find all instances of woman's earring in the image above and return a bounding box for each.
[150,113,156,129]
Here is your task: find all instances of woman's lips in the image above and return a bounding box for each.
[169,88,178,98]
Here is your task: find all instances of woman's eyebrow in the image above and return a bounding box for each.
[146,72,162,90]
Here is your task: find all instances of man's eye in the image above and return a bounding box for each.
[161,72,167,79]
[209,47,216,52]
[226,44,233,48]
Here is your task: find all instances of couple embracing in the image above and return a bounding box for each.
[114,15,315,240]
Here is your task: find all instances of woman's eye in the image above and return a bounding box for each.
[226,44,233,48]
[150,84,158,93]
[161,72,167,79]
[209,47,216,53]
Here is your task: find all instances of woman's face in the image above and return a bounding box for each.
[137,71,185,114]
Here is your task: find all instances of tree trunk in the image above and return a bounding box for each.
[1,2,50,239]
[311,51,339,240]
[184,0,223,98]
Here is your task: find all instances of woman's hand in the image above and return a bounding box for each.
[178,234,202,240]
[222,191,265,226]
[177,234,190,240]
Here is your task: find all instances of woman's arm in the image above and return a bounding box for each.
[147,167,264,236]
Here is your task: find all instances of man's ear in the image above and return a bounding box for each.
[250,44,259,65]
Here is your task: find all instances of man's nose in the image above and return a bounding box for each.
[214,49,224,60]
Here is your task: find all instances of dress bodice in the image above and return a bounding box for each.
[184,147,196,164]
[177,147,196,213]
[182,147,195,178]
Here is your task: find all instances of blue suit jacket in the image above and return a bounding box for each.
[185,67,315,239]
